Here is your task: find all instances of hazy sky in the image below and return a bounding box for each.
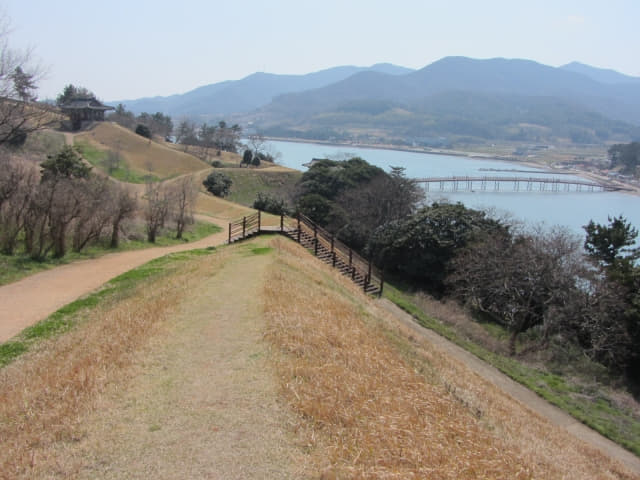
[3,0,639,102]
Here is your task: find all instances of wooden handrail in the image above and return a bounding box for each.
[227,211,383,296]
[296,213,381,279]
[228,212,261,242]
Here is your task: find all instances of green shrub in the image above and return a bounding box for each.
[203,171,232,197]
[253,192,288,215]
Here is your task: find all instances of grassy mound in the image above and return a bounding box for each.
[75,122,210,181]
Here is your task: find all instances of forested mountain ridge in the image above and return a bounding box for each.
[560,61,640,85]
[113,63,413,118]
[254,57,640,144]
[263,57,640,124]
[113,57,640,145]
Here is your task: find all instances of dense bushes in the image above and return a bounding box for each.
[295,158,421,250]
[202,171,232,197]
[253,193,288,216]
[372,203,640,383]
[135,124,152,139]
[367,203,504,293]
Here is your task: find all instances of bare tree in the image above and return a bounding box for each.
[198,123,216,160]
[171,175,197,239]
[247,133,280,163]
[0,11,53,146]
[0,153,38,254]
[448,226,585,355]
[176,119,196,152]
[104,150,122,173]
[72,177,114,252]
[109,184,137,248]
[48,177,84,257]
[335,166,422,249]
[144,182,170,243]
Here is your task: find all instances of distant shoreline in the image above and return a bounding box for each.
[264,136,520,163]
[264,136,639,196]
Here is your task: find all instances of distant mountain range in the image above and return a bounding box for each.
[112,57,640,145]
[113,63,413,117]
[560,61,640,85]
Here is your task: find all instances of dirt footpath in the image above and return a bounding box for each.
[22,242,307,479]
[0,220,229,343]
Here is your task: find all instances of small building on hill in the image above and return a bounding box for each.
[60,97,114,130]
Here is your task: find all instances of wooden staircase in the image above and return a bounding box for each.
[228,212,383,297]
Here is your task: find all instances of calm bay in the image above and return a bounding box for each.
[268,139,640,239]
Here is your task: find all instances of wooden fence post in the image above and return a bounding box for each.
[330,235,336,267]
[280,214,284,232]
[349,249,354,279]
[379,270,384,298]
[364,259,372,292]
[257,211,261,232]
[228,223,232,243]
[242,216,246,238]
[297,214,301,243]
[313,223,318,256]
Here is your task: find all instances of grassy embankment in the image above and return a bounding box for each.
[1,236,635,478]
[74,122,211,182]
[383,282,640,457]
[265,237,635,478]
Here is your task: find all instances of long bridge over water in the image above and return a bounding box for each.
[416,176,627,193]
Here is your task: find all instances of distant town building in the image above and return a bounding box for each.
[60,97,114,130]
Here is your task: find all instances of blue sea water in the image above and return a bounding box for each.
[268,140,640,240]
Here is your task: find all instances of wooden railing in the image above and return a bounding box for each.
[227,211,383,296]
[293,213,383,295]
[228,211,261,243]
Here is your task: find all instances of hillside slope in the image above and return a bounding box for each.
[75,122,211,179]
[1,236,637,478]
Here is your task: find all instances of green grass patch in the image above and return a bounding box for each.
[74,139,160,183]
[236,239,277,257]
[222,168,301,206]
[384,282,640,456]
[0,341,28,367]
[250,246,273,255]
[0,248,215,368]
[0,222,222,287]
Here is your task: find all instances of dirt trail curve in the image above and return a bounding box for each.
[0,220,229,343]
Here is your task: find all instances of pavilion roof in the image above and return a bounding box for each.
[60,97,114,111]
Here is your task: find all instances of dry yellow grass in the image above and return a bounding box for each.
[0,253,221,479]
[194,191,255,220]
[166,142,241,165]
[75,122,210,178]
[3,233,636,478]
[264,237,638,479]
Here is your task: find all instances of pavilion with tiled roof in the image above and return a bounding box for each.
[60,97,114,130]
